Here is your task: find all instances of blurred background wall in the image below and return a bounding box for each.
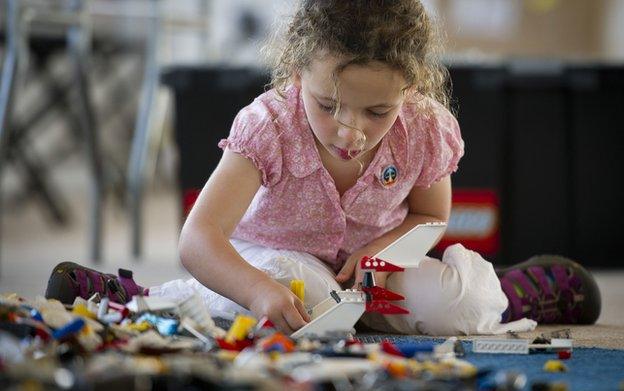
[433,0,624,60]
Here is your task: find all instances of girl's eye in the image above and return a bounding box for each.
[318,102,335,113]
[368,110,390,118]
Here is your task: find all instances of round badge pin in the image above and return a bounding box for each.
[380,165,398,187]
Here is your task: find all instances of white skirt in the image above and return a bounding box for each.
[149,239,536,335]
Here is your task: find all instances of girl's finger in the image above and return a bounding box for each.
[294,298,311,322]
[273,315,294,335]
[375,272,389,288]
[336,258,357,282]
[283,306,307,332]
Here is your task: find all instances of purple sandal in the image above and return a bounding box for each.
[497,255,601,324]
[45,261,146,304]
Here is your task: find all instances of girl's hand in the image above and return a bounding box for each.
[248,279,310,334]
[335,249,389,289]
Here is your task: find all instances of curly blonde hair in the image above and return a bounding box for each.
[264,0,450,109]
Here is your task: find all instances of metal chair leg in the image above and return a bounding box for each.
[0,0,22,274]
[128,0,161,260]
[67,0,105,262]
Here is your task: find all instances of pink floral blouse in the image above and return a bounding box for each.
[218,85,464,271]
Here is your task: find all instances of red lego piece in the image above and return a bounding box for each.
[107,302,130,318]
[34,327,51,342]
[365,300,409,314]
[360,257,405,272]
[380,340,404,357]
[256,316,275,329]
[345,339,363,347]
[361,286,405,301]
[216,337,255,351]
[558,350,572,360]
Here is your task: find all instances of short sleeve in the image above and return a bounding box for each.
[218,102,283,187]
[413,101,465,188]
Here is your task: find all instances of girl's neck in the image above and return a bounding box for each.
[315,138,381,196]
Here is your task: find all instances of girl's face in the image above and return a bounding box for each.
[295,54,408,162]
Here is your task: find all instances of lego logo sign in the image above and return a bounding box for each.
[436,189,500,256]
[446,207,497,237]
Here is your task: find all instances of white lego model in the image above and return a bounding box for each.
[291,222,447,338]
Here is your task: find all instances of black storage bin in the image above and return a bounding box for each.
[446,63,623,267]
[566,65,624,267]
[450,64,507,190]
[441,65,507,262]
[505,63,572,263]
[161,66,269,216]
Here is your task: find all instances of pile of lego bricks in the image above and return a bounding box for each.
[1,292,622,391]
[0,292,479,390]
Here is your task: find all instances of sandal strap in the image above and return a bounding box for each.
[86,270,104,296]
[527,266,554,298]
[551,265,570,291]
[74,269,90,299]
[505,269,540,300]
[500,277,523,321]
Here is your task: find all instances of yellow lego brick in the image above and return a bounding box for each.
[226,315,257,343]
[72,304,96,319]
[290,279,305,302]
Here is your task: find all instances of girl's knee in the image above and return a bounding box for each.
[261,255,341,307]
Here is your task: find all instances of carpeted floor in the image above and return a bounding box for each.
[355,335,624,390]
[466,346,624,391]
[492,324,624,350]
[419,324,624,350]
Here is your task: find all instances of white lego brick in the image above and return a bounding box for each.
[336,290,365,302]
[126,296,177,313]
[309,297,338,320]
[549,338,573,350]
[472,339,530,354]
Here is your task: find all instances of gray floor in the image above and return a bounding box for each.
[2,159,623,329]
[1,158,190,294]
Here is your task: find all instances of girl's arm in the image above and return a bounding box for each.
[336,175,452,287]
[179,149,309,332]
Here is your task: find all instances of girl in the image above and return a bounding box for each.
[46,0,600,335]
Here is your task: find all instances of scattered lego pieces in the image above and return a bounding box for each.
[135,313,178,336]
[259,332,296,353]
[0,292,584,390]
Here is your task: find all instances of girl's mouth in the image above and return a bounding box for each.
[332,146,362,160]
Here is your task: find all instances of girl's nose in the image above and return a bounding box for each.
[337,125,365,150]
